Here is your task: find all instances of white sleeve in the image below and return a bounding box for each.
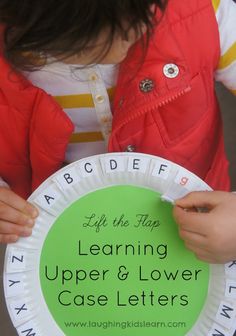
[213,0,236,95]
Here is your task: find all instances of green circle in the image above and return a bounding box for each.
[40,185,209,335]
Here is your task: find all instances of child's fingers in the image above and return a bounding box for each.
[0,220,32,237]
[178,228,207,247]
[0,234,19,244]
[175,191,231,210]
[173,206,210,235]
[185,243,224,263]
[0,188,38,218]
[0,201,35,227]
[180,240,216,262]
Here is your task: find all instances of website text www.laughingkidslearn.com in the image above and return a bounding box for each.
[64,320,186,330]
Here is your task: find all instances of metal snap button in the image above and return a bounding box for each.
[163,63,179,78]
[139,78,154,93]
[125,144,136,152]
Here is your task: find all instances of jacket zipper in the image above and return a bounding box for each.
[158,86,191,107]
[113,85,191,132]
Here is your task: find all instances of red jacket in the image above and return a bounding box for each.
[0,0,230,199]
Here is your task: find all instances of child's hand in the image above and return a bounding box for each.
[173,191,236,264]
[0,187,38,244]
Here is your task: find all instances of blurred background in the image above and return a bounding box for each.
[0,83,235,335]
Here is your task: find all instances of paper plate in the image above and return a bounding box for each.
[3,153,236,336]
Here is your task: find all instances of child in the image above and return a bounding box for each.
[0,0,235,263]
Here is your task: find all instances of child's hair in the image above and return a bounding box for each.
[0,0,167,70]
